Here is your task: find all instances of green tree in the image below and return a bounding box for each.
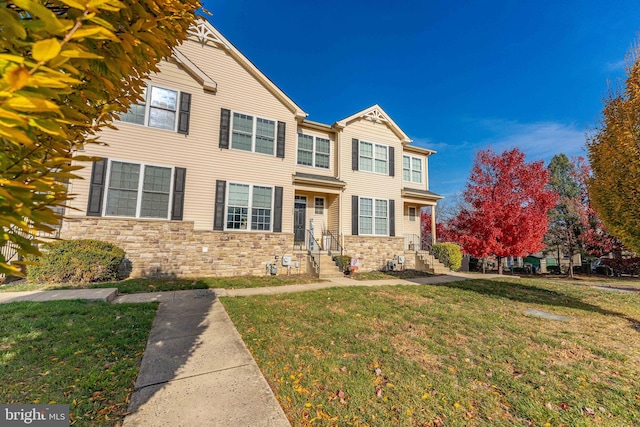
[0,0,201,275]
[545,154,584,277]
[587,43,640,253]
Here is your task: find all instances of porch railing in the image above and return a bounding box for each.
[325,230,343,257]
[404,233,433,252]
[307,229,322,275]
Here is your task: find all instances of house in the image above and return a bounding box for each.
[60,18,443,277]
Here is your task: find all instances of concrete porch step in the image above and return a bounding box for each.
[317,255,345,279]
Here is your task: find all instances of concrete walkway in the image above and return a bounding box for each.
[0,273,496,426]
[117,289,290,427]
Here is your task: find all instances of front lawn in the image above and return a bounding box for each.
[352,269,435,281]
[0,274,324,294]
[0,300,157,426]
[223,278,640,426]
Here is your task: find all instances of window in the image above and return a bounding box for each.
[231,112,276,155]
[119,85,188,132]
[403,155,423,183]
[408,206,417,222]
[315,197,325,215]
[359,197,388,235]
[105,161,173,219]
[226,183,273,231]
[297,133,330,168]
[359,141,388,174]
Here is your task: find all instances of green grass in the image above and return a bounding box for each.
[352,269,435,281]
[196,274,324,289]
[0,300,157,426]
[0,274,323,294]
[222,278,640,426]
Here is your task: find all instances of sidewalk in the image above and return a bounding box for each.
[117,289,290,427]
[0,273,497,426]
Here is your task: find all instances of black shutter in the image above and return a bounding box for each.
[276,121,286,158]
[389,199,395,237]
[273,186,283,232]
[171,167,186,220]
[219,108,230,149]
[87,158,107,216]
[351,195,359,236]
[352,138,359,170]
[177,93,191,135]
[214,180,226,230]
[388,146,395,177]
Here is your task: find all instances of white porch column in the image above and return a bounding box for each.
[430,205,436,245]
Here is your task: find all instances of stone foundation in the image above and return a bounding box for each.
[60,218,305,278]
[343,236,408,271]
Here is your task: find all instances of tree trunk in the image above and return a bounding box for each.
[568,249,575,279]
[497,256,503,275]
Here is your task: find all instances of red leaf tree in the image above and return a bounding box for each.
[449,148,558,273]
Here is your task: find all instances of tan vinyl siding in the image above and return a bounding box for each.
[67,37,298,233]
[339,118,404,236]
[328,195,339,233]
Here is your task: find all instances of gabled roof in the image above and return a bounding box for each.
[182,18,307,120]
[334,104,412,144]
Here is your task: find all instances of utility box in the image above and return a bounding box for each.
[282,256,292,266]
[398,255,405,264]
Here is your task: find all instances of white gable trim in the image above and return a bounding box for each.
[171,48,217,92]
[334,104,412,144]
[185,19,307,120]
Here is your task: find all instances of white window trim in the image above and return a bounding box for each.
[297,132,332,169]
[230,110,278,156]
[314,197,325,215]
[408,206,417,222]
[102,159,175,220]
[224,181,275,232]
[403,155,424,184]
[358,196,389,236]
[119,85,180,132]
[360,141,389,175]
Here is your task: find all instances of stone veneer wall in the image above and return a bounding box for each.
[60,218,304,277]
[343,236,407,271]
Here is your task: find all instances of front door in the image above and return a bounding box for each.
[294,196,306,244]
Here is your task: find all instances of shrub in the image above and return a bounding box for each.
[431,243,462,271]
[27,239,126,284]
[333,255,352,274]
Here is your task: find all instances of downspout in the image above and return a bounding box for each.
[427,153,436,245]
[335,127,342,249]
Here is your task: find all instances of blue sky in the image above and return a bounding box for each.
[203,0,638,198]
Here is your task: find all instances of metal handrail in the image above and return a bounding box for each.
[307,229,322,275]
[326,230,343,257]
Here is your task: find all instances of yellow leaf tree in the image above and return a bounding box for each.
[0,0,201,276]
[587,42,640,253]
